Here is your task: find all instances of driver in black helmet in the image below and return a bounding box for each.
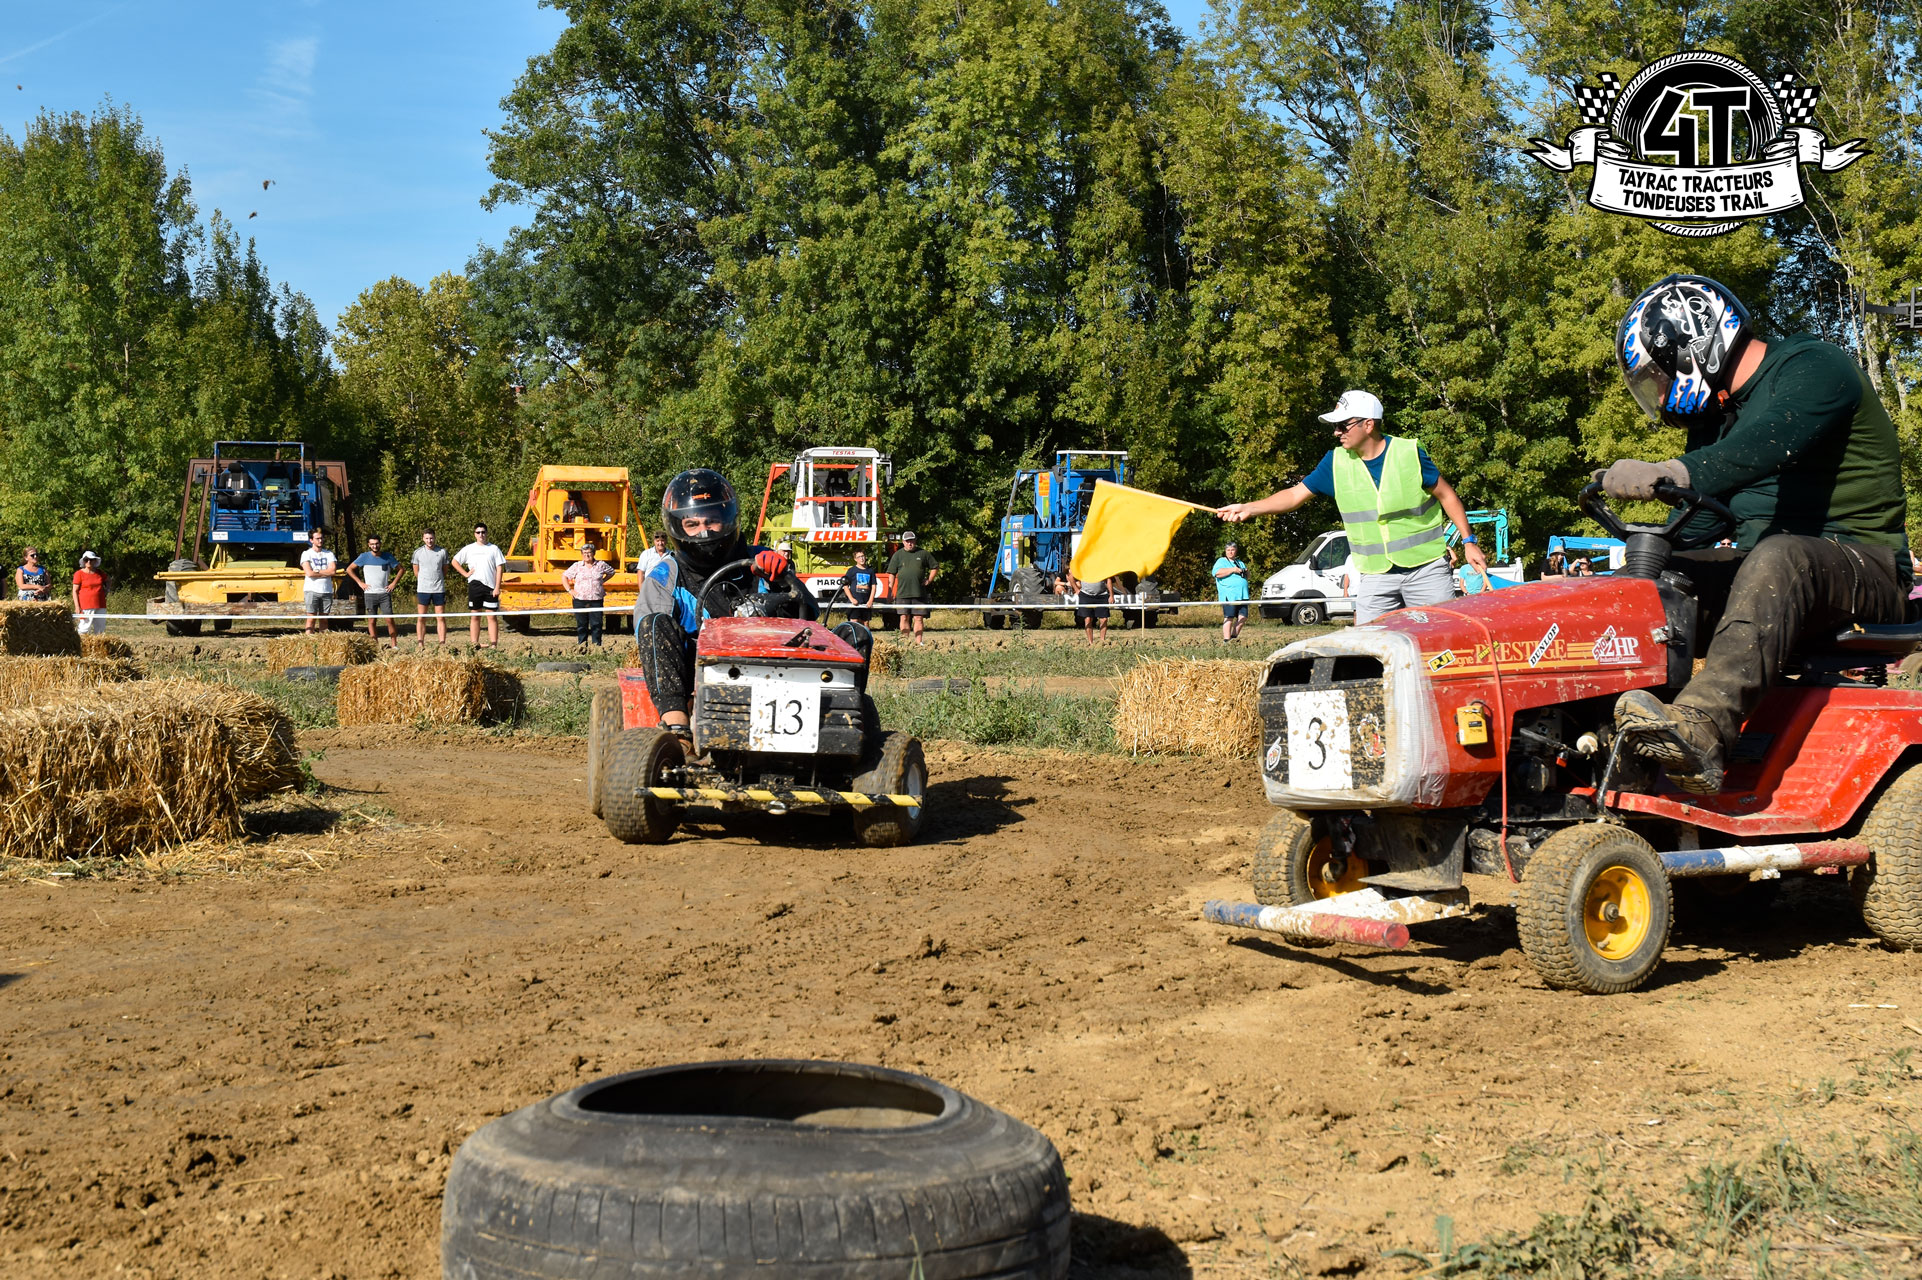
[1602,274,1908,793]
[636,469,828,736]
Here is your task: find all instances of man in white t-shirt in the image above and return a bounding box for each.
[453,522,507,648]
[637,530,670,578]
[298,529,338,634]
[411,528,453,647]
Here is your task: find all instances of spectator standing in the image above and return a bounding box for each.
[1069,571,1112,644]
[15,547,52,600]
[412,529,452,647]
[1213,541,1250,642]
[840,549,879,624]
[637,531,671,578]
[453,523,507,648]
[299,529,337,634]
[70,551,108,635]
[348,535,404,649]
[884,531,939,645]
[562,544,617,648]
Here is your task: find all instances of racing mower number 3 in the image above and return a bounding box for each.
[1209,481,1922,994]
[586,557,929,848]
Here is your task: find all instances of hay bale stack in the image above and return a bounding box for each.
[1112,659,1264,759]
[80,635,136,661]
[336,656,522,727]
[0,656,142,712]
[265,633,377,673]
[145,680,301,800]
[0,601,82,656]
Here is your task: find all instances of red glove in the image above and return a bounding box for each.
[753,549,790,581]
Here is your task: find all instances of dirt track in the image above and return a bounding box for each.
[3,728,1919,1278]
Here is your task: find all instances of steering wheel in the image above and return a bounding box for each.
[1578,480,1737,552]
[694,558,765,620]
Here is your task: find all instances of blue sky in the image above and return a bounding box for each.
[5,0,1213,336]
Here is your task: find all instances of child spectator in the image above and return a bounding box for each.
[70,552,108,635]
[562,543,617,648]
[841,549,878,624]
[348,534,404,649]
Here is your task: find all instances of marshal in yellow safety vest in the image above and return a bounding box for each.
[1331,437,1449,573]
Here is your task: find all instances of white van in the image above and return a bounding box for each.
[1258,531,1357,625]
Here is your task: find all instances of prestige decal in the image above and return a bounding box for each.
[1523,51,1866,238]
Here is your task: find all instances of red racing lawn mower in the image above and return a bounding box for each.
[1207,483,1922,993]
[587,557,928,847]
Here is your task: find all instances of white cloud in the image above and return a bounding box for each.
[249,34,320,134]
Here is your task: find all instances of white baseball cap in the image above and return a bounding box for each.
[1318,389,1385,423]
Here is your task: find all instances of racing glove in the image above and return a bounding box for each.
[753,549,791,581]
[1597,458,1689,502]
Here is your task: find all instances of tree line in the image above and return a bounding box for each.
[2,0,1917,600]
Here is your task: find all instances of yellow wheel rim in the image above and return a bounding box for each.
[1305,837,1368,899]
[1583,864,1653,959]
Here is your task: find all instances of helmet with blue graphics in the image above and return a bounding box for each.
[1618,274,1752,428]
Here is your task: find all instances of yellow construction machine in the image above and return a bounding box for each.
[498,466,646,631]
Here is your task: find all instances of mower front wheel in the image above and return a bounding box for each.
[602,729,684,845]
[1855,762,1922,949]
[851,732,927,847]
[1251,810,1369,907]
[1517,825,1672,994]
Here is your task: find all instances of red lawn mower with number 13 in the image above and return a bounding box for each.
[1206,481,1922,993]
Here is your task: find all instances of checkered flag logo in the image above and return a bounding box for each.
[1573,72,1620,126]
[1772,71,1820,126]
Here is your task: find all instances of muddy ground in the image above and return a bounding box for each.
[3,722,1920,1278]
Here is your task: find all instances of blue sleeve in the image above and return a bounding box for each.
[1418,444,1440,489]
[1301,450,1337,497]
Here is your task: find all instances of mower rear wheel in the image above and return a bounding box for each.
[1517,825,1671,994]
[1855,762,1922,949]
[602,729,684,845]
[851,732,927,848]
[1251,811,1369,907]
[586,688,624,819]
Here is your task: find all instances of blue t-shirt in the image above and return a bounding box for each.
[1302,437,1440,498]
[350,551,400,593]
[1212,557,1250,602]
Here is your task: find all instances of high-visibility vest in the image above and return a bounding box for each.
[1332,437,1448,573]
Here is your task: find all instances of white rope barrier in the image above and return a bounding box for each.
[101,598,1269,623]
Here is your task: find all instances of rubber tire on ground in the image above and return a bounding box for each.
[1141,608,1159,629]
[1517,825,1672,994]
[602,728,685,845]
[441,1059,1070,1279]
[1018,609,1044,631]
[586,688,624,819]
[212,619,232,634]
[534,660,591,674]
[1291,601,1325,626]
[164,619,203,637]
[983,611,1007,630]
[282,665,345,683]
[504,611,533,635]
[162,559,196,606]
[906,677,969,695]
[878,610,899,632]
[1250,811,1370,910]
[1854,761,1922,949]
[851,732,928,848]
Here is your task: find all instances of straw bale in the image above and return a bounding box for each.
[144,680,302,800]
[80,635,136,661]
[0,601,82,656]
[264,633,377,672]
[0,656,142,712]
[1112,658,1264,759]
[336,656,522,727]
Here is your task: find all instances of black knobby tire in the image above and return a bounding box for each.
[1019,609,1044,631]
[1250,811,1369,910]
[1855,762,1922,949]
[504,610,534,635]
[162,558,196,606]
[602,728,684,845]
[851,732,928,847]
[983,611,1007,630]
[1292,601,1324,627]
[441,1059,1070,1279]
[1141,608,1159,629]
[1517,825,1672,995]
[586,688,624,819]
[164,619,203,637]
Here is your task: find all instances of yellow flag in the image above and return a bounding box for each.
[1069,480,1205,584]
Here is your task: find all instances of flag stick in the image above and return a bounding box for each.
[1094,480,1219,513]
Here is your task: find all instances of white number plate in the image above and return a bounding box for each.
[748,680,821,753]
[1285,690,1352,790]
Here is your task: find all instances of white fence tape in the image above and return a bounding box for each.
[104,598,1263,624]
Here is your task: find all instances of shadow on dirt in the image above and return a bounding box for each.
[1070,1212,1191,1277]
[0,973,25,992]
[1226,937,1454,996]
[243,800,364,839]
[680,774,1030,848]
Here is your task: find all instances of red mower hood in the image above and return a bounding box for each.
[695,616,867,667]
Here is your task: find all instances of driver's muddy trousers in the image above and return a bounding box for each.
[1673,535,1906,745]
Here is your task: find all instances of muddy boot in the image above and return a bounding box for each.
[1614,689,1726,795]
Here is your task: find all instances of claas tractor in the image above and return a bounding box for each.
[1207,482,1922,994]
[751,446,899,622]
[586,557,929,848]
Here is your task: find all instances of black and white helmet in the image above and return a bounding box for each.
[660,469,739,574]
[1618,274,1752,427]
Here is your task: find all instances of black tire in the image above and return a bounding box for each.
[162,559,196,606]
[164,619,203,638]
[441,1059,1070,1280]
[212,619,233,634]
[1018,609,1044,631]
[983,611,1007,630]
[586,688,624,820]
[1291,601,1325,626]
[282,665,344,683]
[851,732,928,847]
[1517,825,1672,994]
[878,610,899,632]
[1855,762,1922,949]
[534,660,591,674]
[602,729,685,845]
[1251,811,1369,907]
[504,610,534,635]
[1142,608,1159,629]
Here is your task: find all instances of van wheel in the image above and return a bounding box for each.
[602,729,684,845]
[1518,825,1672,994]
[1291,601,1325,626]
[1855,763,1922,949]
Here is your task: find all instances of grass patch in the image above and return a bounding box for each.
[509,675,596,737]
[872,683,1116,753]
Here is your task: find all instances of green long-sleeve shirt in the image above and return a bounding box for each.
[1680,335,1906,553]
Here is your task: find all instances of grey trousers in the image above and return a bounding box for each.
[1355,557,1455,624]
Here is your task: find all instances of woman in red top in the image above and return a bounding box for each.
[71,551,109,636]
